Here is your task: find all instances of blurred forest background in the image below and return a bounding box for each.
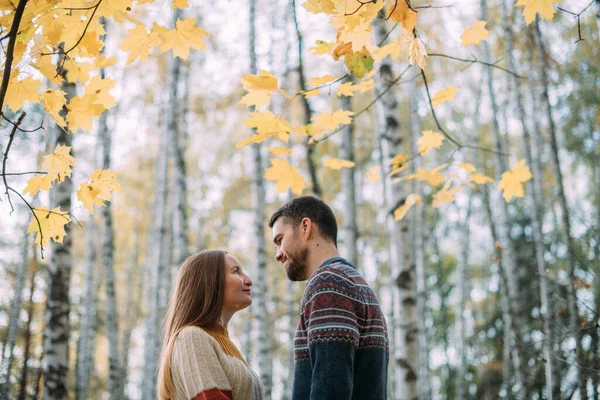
[0,0,598,399]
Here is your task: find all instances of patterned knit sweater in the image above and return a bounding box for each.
[171,325,264,400]
[293,257,389,400]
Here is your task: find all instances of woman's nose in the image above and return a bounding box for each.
[244,275,253,287]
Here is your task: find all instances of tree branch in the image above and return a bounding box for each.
[1,113,44,132]
[6,187,45,258]
[2,111,26,214]
[557,0,595,43]
[428,53,524,78]
[0,0,30,112]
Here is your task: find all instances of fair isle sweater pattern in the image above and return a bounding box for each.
[294,258,389,361]
[171,326,264,400]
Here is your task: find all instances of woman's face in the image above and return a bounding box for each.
[222,254,253,316]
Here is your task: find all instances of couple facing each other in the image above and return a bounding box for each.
[157,196,389,400]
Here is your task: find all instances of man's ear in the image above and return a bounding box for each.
[300,217,313,239]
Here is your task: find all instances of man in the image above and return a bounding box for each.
[269,196,389,400]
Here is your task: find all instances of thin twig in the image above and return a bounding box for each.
[7,187,45,258]
[0,0,29,112]
[1,113,44,132]
[2,111,26,214]
[557,0,594,43]
[1,171,47,176]
[414,4,453,9]
[420,70,461,147]
[428,53,523,78]
[312,65,412,144]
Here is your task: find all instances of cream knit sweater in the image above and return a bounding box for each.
[171,325,264,400]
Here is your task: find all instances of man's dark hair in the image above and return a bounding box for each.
[269,196,338,247]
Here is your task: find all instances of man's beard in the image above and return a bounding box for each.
[284,247,309,281]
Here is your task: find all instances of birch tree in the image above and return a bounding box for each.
[76,217,99,400]
[44,68,76,400]
[249,0,273,395]
[0,225,28,398]
[533,21,587,398]
[19,247,38,400]
[374,20,418,398]
[409,81,431,399]
[339,89,358,266]
[500,1,558,396]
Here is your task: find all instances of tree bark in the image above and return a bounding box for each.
[480,0,530,396]
[1,225,29,398]
[457,197,473,400]
[121,232,141,397]
[374,20,418,399]
[19,242,38,400]
[340,86,358,266]
[500,1,558,397]
[99,99,121,399]
[249,0,273,396]
[409,80,431,400]
[76,217,99,400]
[142,120,169,400]
[44,67,76,400]
[532,20,587,399]
[291,0,321,198]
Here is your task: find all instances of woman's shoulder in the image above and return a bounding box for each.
[175,326,218,347]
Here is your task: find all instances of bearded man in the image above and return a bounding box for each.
[269,196,389,400]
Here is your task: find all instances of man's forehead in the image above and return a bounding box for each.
[272,218,291,234]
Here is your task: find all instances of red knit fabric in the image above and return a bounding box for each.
[191,388,233,400]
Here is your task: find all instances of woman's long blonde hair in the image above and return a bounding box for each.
[157,250,226,400]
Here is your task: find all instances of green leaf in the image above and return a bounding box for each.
[344,49,374,79]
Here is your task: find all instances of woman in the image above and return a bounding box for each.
[157,250,264,400]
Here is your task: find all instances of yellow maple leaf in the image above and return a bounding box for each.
[391,153,408,168]
[457,162,477,173]
[394,193,421,221]
[324,158,356,170]
[365,166,381,182]
[173,0,189,8]
[236,132,273,148]
[308,74,336,86]
[42,144,76,182]
[498,159,532,201]
[303,89,321,98]
[397,164,447,187]
[302,0,335,14]
[90,169,121,201]
[470,172,494,184]
[4,75,42,112]
[371,40,403,62]
[332,41,353,61]
[433,182,463,208]
[243,111,292,141]
[160,17,208,60]
[85,75,116,110]
[119,24,160,63]
[96,55,118,68]
[312,109,354,131]
[338,19,372,52]
[33,56,63,84]
[65,94,104,133]
[28,207,71,245]
[42,89,67,128]
[418,130,444,154]
[76,182,104,213]
[387,0,418,32]
[432,86,458,108]
[264,158,306,195]
[337,82,355,97]
[309,40,334,55]
[461,21,489,47]
[64,60,95,84]
[23,174,53,197]
[267,147,293,156]
[242,70,278,91]
[352,79,374,93]
[516,0,561,24]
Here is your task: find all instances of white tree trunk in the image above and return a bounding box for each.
[0,225,29,398]
[249,0,273,396]
[533,21,587,398]
[480,0,530,395]
[142,125,169,400]
[500,1,558,397]
[76,216,99,400]
[99,102,122,399]
[19,245,38,400]
[409,83,431,400]
[374,21,418,399]
[121,233,141,397]
[44,71,76,400]
[457,197,473,400]
[340,88,358,266]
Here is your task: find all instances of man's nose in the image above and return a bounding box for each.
[275,248,284,262]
